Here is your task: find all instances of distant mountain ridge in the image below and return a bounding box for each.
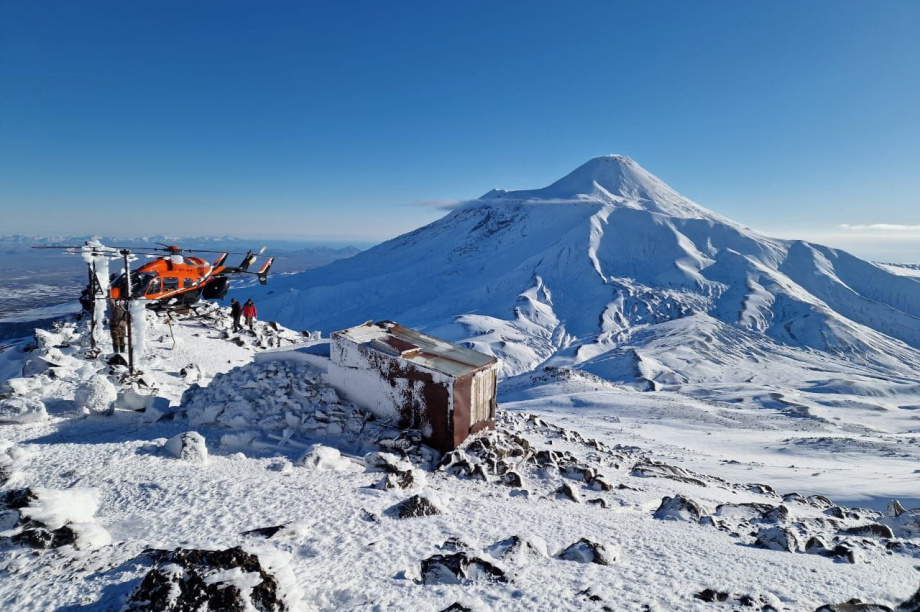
[249,156,920,419]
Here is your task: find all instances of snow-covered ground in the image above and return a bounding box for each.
[1,309,919,611]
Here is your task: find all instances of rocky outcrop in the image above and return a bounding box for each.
[123,547,288,612]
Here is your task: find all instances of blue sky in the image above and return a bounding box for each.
[1,1,918,260]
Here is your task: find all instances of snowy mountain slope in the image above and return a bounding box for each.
[252,156,920,414]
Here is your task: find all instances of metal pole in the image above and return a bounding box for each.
[123,250,135,375]
[88,262,97,351]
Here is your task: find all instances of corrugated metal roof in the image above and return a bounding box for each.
[333,321,497,378]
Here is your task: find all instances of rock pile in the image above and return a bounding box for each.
[124,547,289,612]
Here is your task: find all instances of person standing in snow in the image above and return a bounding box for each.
[230,298,242,332]
[242,299,257,330]
[109,299,128,353]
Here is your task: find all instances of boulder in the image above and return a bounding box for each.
[74,374,118,415]
[753,526,799,552]
[557,538,616,565]
[164,432,209,464]
[815,601,893,612]
[486,535,548,565]
[654,495,707,522]
[843,524,895,539]
[123,547,288,612]
[0,396,47,424]
[420,552,506,585]
[393,494,443,519]
[554,482,581,503]
[295,445,354,471]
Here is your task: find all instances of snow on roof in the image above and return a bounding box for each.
[332,321,497,379]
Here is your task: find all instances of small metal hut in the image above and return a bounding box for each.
[329,321,499,452]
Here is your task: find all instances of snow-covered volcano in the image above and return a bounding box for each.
[255,156,920,416]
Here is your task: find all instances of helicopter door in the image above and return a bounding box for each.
[146,278,161,296]
[162,277,179,292]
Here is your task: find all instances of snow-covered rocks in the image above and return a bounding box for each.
[163,431,209,463]
[295,444,355,471]
[881,502,920,538]
[119,387,155,411]
[420,552,507,585]
[1,486,111,551]
[392,493,445,519]
[556,538,616,565]
[653,495,708,522]
[74,374,118,415]
[0,396,47,423]
[485,534,549,565]
[123,547,291,612]
[753,526,800,553]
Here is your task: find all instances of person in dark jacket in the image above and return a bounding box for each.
[242,299,257,330]
[230,298,242,332]
[109,299,128,353]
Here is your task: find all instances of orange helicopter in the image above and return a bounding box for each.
[109,245,274,306]
[35,243,274,309]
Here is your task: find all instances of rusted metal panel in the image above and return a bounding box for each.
[452,373,473,450]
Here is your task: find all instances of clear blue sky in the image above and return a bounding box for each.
[1,1,918,260]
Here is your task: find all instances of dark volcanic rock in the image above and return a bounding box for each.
[393,495,441,519]
[2,488,37,510]
[420,552,506,585]
[695,589,730,602]
[898,584,920,612]
[123,547,287,612]
[439,604,473,612]
[815,600,893,611]
[12,524,77,549]
[241,525,286,539]
[843,523,895,539]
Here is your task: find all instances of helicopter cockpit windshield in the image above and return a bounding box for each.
[109,271,157,298]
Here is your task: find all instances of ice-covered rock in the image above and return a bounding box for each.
[420,552,507,585]
[553,482,581,503]
[0,396,47,423]
[557,538,616,565]
[486,534,548,565]
[1,486,111,551]
[295,444,355,471]
[880,505,920,539]
[753,526,799,552]
[74,374,118,415]
[119,387,155,411]
[164,431,209,463]
[654,495,707,522]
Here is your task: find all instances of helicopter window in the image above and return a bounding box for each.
[184,277,194,288]
[163,277,179,292]
[146,278,161,295]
